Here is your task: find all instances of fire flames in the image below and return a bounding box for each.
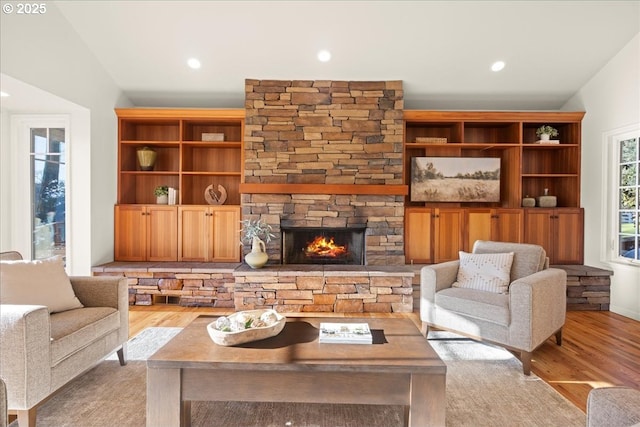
[304,236,348,258]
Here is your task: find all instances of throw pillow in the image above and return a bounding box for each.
[0,257,84,313]
[453,251,515,294]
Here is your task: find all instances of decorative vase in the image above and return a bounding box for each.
[245,236,268,269]
[137,147,157,171]
[156,195,168,204]
[522,196,536,207]
[536,188,557,208]
[539,133,551,141]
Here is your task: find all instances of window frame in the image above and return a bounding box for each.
[604,124,640,266]
[9,115,70,262]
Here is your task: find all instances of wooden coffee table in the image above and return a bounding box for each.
[147,315,446,427]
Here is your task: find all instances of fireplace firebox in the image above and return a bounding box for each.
[281,226,366,265]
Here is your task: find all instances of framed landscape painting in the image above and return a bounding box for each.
[411,157,501,202]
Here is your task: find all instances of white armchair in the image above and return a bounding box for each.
[420,240,566,375]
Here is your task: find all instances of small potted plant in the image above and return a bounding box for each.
[154,185,169,204]
[536,125,559,141]
[240,218,275,268]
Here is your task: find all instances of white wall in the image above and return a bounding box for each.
[0,4,132,273]
[563,33,640,320]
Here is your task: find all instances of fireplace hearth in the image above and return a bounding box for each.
[281,226,366,265]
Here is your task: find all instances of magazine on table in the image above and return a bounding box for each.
[319,322,373,344]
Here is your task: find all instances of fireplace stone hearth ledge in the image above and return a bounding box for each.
[92,262,414,313]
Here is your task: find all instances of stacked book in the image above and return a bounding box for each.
[168,187,178,205]
[319,322,373,344]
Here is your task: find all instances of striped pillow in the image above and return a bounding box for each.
[453,251,514,294]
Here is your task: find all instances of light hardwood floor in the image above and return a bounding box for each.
[129,306,639,413]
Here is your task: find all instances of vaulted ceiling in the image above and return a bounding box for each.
[18,1,640,110]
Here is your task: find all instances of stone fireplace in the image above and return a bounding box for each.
[241,79,407,265]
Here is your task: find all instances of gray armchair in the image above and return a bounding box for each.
[420,240,566,375]
[0,378,6,427]
[587,386,640,427]
[0,251,129,427]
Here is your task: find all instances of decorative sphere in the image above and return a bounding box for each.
[260,311,278,325]
[215,316,230,330]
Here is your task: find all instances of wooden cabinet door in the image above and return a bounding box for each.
[524,208,583,264]
[466,209,522,251]
[178,206,210,262]
[405,208,433,264]
[211,206,241,262]
[146,205,178,262]
[524,208,553,256]
[492,209,523,243]
[465,209,492,251]
[434,209,464,263]
[114,205,147,261]
[553,208,584,264]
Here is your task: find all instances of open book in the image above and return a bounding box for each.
[319,322,373,344]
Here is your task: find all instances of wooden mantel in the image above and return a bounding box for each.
[239,183,409,196]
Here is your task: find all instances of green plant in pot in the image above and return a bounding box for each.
[240,218,275,269]
[154,185,169,204]
[536,125,559,141]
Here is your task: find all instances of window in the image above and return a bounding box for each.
[31,128,66,260]
[612,129,639,263]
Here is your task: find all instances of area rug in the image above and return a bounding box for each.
[13,328,586,427]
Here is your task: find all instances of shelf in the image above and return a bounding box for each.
[404,110,583,210]
[120,120,180,142]
[182,175,241,205]
[406,142,521,149]
[120,140,181,146]
[522,122,581,145]
[405,121,462,143]
[117,108,244,207]
[120,171,180,175]
[523,143,580,148]
[181,141,242,148]
[181,171,242,176]
[522,173,579,178]
[463,122,519,144]
[182,120,243,142]
[181,144,242,173]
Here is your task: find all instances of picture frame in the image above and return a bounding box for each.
[411,157,501,202]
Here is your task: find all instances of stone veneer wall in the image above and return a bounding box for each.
[557,265,612,310]
[243,79,406,265]
[91,264,237,307]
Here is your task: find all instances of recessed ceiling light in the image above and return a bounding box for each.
[491,61,506,72]
[317,50,331,62]
[187,58,201,69]
[0,91,9,97]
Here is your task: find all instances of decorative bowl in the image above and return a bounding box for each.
[207,309,286,346]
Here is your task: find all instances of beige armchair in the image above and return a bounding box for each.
[420,240,566,375]
[0,378,6,427]
[0,251,129,427]
[587,386,640,427]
